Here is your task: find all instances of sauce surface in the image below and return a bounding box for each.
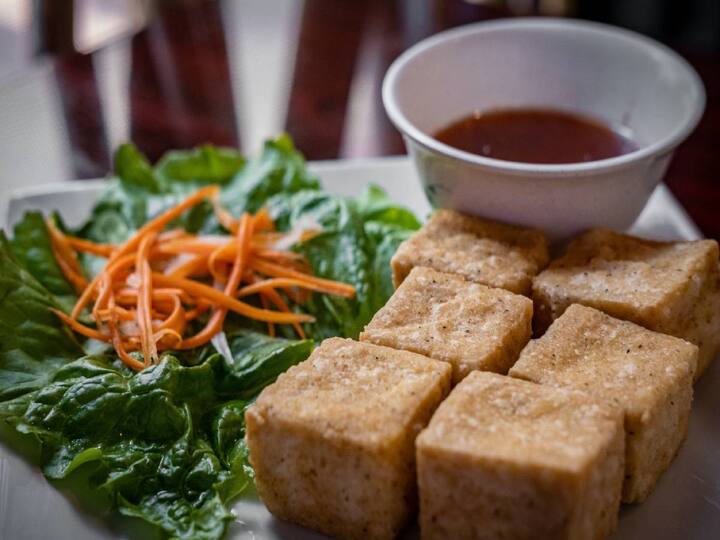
[434,108,637,164]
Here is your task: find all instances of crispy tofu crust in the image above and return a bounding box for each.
[532,229,719,377]
[417,372,625,540]
[675,267,720,377]
[510,304,698,502]
[360,267,533,383]
[391,209,549,295]
[246,338,452,540]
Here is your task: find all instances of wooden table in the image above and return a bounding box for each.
[5,0,719,238]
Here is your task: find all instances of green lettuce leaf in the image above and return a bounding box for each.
[0,332,311,540]
[0,232,82,401]
[220,134,320,215]
[267,185,419,339]
[10,211,77,303]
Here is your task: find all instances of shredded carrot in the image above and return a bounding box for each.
[250,259,356,298]
[259,294,275,337]
[180,213,253,349]
[260,286,306,339]
[211,191,238,233]
[185,302,210,321]
[50,185,354,371]
[151,273,314,324]
[46,219,88,293]
[253,208,274,232]
[66,236,115,257]
[136,232,158,367]
[107,293,145,371]
[51,308,109,340]
[238,277,352,298]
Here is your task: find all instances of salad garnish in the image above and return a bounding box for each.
[46,185,356,370]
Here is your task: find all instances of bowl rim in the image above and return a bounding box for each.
[382,17,706,176]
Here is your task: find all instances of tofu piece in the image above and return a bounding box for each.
[533,229,719,378]
[509,304,698,502]
[245,338,452,540]
[391,209,549,295]
[417,372,624,540]
[360,266,533,383]
[674,267,720,377]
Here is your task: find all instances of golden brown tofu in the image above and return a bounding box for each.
[245,338,452,540]
[417,372,624,540]
[510,304,698,502]
[674,267,720,377]
[360,266,533,383]
[533,229,719,378]
[391,209,549,295]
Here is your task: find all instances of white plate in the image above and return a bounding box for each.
[1,157,717,540]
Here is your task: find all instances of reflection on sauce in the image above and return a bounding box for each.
[434,108,637,164]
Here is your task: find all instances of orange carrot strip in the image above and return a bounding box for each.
[185,302,210,321]
[156,294,186,335]
[180,213,254,349]
[115,288,193,305]
[225,214,253,296]
[92,272,113,321]
[157,229,189,242]
[253,208,274,231]
[151,273,313,324]
[46,220,87,293]
[65,236,115,257]
[153,328,183,348]
[237,277,350,298]
[250,259,355,298]
[211,192,238,233]
[96,306,136,321]
[72,187,218,319]
[136,232,158,366]
[207,244,232,284]
[260,287,305,339]
[158,237,227,256]
[259,294,275,337]
[166,254,208,279]
[119,186,219,258]
[252,248,306,263]
[46,219,84,275]
[178,310,225,350]
[106,294,145,371]
[51,308,109,341]
[52,248,88,293]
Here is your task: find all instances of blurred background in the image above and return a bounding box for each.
[0,0,718,236]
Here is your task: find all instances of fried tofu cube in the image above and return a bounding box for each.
[360,266,533,383]
[245,338,452,540]
[417,372,625,540]
[533,229,719,378]
[391,209,549,295]
[674,267,720,377]
[509,304,698,502]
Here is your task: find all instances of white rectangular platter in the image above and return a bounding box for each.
[1,156,718,540]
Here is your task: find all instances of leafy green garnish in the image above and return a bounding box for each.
[268,185,420,339]
[0,336,311,539]
[0,136,420,539]
[0,232,82,400]
[10,211,77,306]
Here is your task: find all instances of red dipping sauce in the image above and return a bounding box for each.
[434,108,637,164]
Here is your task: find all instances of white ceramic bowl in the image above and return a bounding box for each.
[382,18,705,239]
